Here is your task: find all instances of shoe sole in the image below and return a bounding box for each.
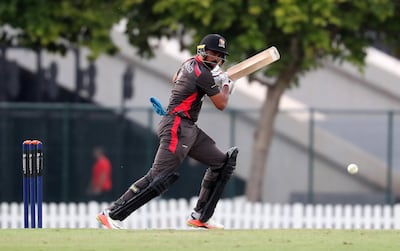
[187,219,223,229]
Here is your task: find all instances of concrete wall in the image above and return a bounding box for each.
[287,48,400,110]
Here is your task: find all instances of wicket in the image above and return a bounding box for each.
[22,139,43,228]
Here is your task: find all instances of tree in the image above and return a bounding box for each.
[117,0,400,201]
[0,0,122,58]
[2,0,399,201]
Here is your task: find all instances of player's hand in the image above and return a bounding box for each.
[212,68,228,88]
[222,79,235,94]
[214,72,230,88]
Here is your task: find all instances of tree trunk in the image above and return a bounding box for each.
[245,81,287,202]
[244,35,302,202]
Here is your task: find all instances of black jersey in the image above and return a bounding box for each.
[166,56,219,122]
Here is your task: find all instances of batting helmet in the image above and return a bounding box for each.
[197,34,229,57]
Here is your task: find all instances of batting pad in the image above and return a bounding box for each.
[109,173,179,221]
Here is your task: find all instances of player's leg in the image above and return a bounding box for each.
[186,129,239,229]
[97,144,181,228]
[198,146,238,222]
[97,117,196,228]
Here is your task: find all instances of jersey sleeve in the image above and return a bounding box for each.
[196,71,220,97]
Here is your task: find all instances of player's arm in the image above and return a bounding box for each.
[199,65,234,111]
[210,71,235,110]
[210,84,230,111]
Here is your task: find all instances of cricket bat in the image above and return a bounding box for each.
[226,46,280,81]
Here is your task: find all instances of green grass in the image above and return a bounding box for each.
[0,229,399,251]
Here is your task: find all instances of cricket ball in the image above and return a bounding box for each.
[347,163,359,174]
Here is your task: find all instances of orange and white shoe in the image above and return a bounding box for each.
[187,212,224,229]
[96,210,124,229]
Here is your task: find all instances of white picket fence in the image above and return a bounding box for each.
[1,198,400,229]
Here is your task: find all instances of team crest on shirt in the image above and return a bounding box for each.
[185,61,194,73]
[218,38,226,48]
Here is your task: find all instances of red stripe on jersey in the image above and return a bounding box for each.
[194,55,202,63]
[194,63,201,77]
[169,116,181,153]
[172,93,197,119]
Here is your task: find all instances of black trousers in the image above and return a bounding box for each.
[136,114,227,212]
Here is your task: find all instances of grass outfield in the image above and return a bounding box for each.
[0,229,399,251]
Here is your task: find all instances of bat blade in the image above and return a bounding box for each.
[227,46,280,81]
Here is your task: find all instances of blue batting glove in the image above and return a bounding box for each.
[150,96,166,116]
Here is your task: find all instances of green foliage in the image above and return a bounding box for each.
[119,0,399,86]
[0,0,123,58]
[1,0,399,82]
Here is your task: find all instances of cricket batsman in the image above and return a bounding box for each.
[97,33,238,229]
